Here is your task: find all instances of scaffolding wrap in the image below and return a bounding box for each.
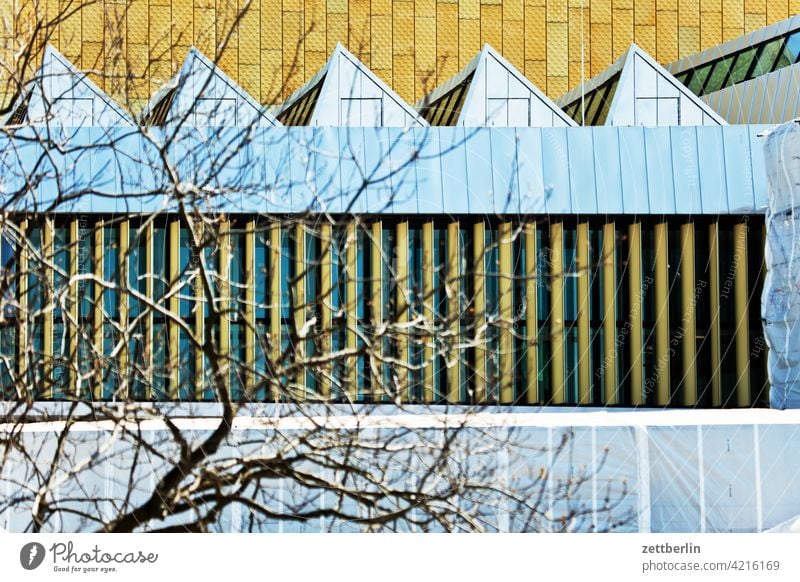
[763,120,800,408]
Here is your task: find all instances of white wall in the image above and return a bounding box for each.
[312,50,425,127]
[460,51,573,127]
[170,51,277,127]
[608,53,721,126]
[26,49,130,127]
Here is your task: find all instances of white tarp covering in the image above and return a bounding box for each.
[2,406,800,532]
[763,120,800,408]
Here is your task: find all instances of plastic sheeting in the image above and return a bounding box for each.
[763,120,800,408]
[1,406,800,533]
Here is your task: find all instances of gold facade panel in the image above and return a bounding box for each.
[546,0,568,22]
[503,20,525,70]
[481,5,503,49]
[635,24,657,56]
[678,0,699,26]
[458,17,481,69]
[569,6,591,61]
[546,21,569,77]
[743,0,766,16]
[656,10,679,63]
[744,12,767,34]
[613,8,634,56]
[416,16,437,73]
[525,6,547,62]
[4,0,792,104]
[678,25,700,56]
[721,0,745,30]
[591,23,613,74]
[459,0,480,20]
[700,11,723,50]
[436,3,459,79]
[592,0,612,24]
[504,0,524,21]
[767,0,789,23]
[634,0,656,26]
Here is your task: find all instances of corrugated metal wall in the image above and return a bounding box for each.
[1,214,768,406]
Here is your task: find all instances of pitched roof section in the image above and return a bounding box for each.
[558,44,726,126]
[274,43,427,126]
[417,44,575,127]
[701,62,800,124]
[667,15,800,96]
[2,45,132,127]
[140,47,280,127]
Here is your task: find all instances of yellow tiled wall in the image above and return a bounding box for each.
[1,0,795,108]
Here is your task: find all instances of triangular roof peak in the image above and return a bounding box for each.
[558,43,726,126]
[275,43,427,126]
[417,43,575,127]
[141,47,280,127]
[2,44,133,127]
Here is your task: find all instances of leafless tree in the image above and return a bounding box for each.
[0,0,636,533]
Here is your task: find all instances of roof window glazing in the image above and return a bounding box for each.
[680,29,800,96]
[419,74,472,126]
[563,73,619,125]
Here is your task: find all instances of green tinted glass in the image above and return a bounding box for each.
[751,38,784,78]
[702,55,734,93]
[687,65,711,95]
[727,47,757,85]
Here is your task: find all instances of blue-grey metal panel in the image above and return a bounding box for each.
[86,128,119,213]
[669,127,702,215]
[749,127,769,212]
[644,127,676,215]
[540,127,571,213]
[0,126,769,216]
[516,128,546,214]
[268,128,298,213]
[288,126,319,212]
[112,128,146,214]
[696,126,728,214]
[8,127,61,209]
[724,125,757,214]
[618,126,649,215]
[238,126,269,214]
[465,128,494,215]
[0,130,29,205]
[170,126,200,191]
[414,128,445,215]
[368,126,400,213]
[438,127,471,214]
[567,127,597,214]
[388,126,420,215]
[490,128,519,214]
[64,128,97,207]
[308,126,341,213]
[592,127,624,214]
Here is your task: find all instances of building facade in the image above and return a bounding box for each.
[3,5,800,536]
[0,39,772,408]
[1,0,797,110]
